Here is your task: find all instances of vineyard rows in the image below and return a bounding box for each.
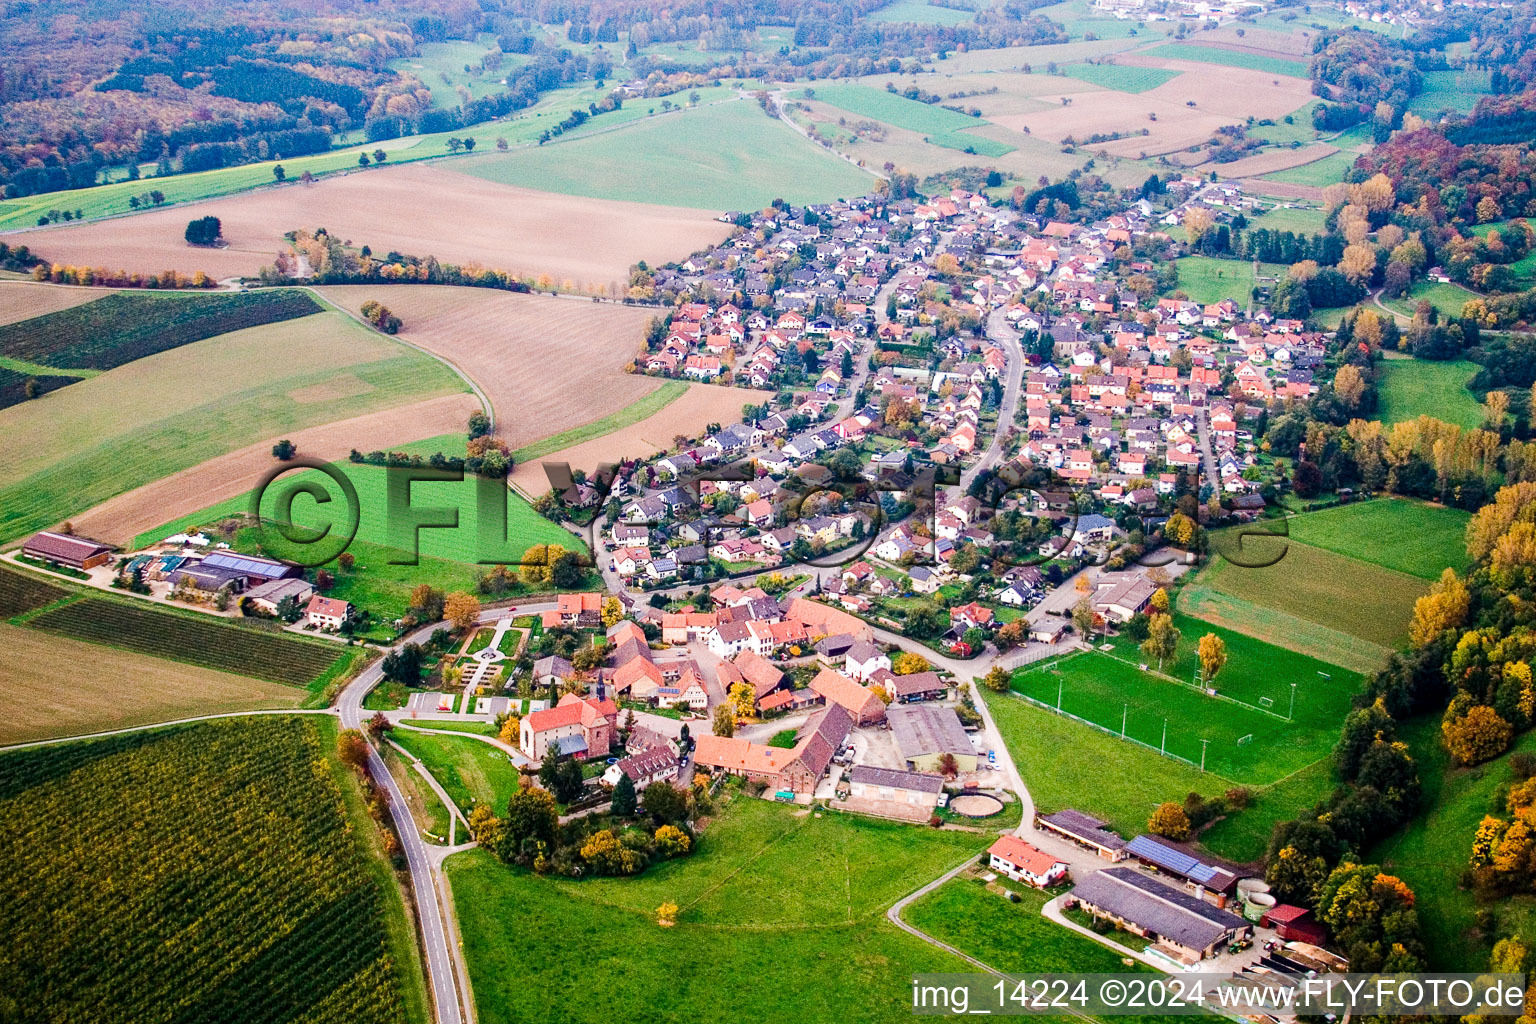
[0,717,410,1024]
[0,290,322,370]
[0,562,68,617]
[26,596,343,686]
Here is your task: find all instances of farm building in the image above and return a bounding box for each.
[244,578,314,615]
[22,531,113,569]
[197,550,302,586]
[1036,809,1129,861]
[841,765,944,821]
[1125,835,1239,902]
[876,669,946,703]
[1069,867,1251,963]
[809,668,887,725]
[601,745,682,789]
[987,835,1068,888]
[693,705,852,795]
[887,705,976,773]
[1092,575,1157,623]
[1259,905,1328,945]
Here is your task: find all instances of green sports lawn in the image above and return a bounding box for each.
[1375,356,1483,430]
[1140,42,1310,78]
[1280,498,1471,580]
[806,84,1015,156]
[1010,642,1353,784]
[456,99,877,210]
[446,795,989,1024]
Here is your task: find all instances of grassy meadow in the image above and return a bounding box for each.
[458,99,877,209]
[1141,42,1310,77]
[808,84,1015,156]
[1376,357,1483,430]
[1279,499,1471,579]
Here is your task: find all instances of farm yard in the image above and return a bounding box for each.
[1375,357,1483,431]
[21,161,729,289]
[0,294,470,543]
[317,285,678,454]
[23,593,356,691]
[458,100,877,211]
[0,717,426,1024]
[447,794,987,1024]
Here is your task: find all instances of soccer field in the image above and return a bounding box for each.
[1011,638,1357,784]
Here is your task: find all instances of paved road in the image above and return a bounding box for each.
[1194,406,1222,498]
[962,307,1027,491]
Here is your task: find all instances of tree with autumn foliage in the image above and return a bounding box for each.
[1314,862,1424,971]
[1197,633,1227,685]
[1408,568,1471,647]
[1147,801,1190,841]
[444,591,480,632]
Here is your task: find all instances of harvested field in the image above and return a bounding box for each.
[0,624,303,746]
[509,382,767,497]
[319,285,667,452]
[67,393,479,546]
[1237,178,1328,201]
[0,283,112,327]
[1195,25,1317,56]
[988,60,1314,157]
[21,163,729,290]
[1208,144,1338,178]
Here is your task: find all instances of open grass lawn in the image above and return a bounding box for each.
[1010,645,1349,784]
[1247,204,1328,235]
[1280,498,1471,580]
[382,742,454,844]
[0,311,467,544]
[392,728,520,817]
[1372,716,1536,971]
[1376,356,1483,430]
[1171,256,1287,304]
[1064,62,1180,93]
[1408,68,1494,116]
[1262,149,1358,186]
[982,687,1223,837]
[808,84,1015,156]
[1383,279,1479,321]
[867,0,975,24]
[387,37,514,111]
[1178,539,1424,667]
[510,380,688,462]
[1197,755,1336,863]
[458,99,876,210]
[0,716,427,1024]
[1140,42,1310,78]
[446,794,988,1024]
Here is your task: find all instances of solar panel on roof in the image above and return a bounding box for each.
[1127,835,1220,884]
[201,551,289,574]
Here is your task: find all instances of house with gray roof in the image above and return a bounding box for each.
[1069,867,1250,963]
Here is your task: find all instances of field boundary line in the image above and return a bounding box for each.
[0,707,336,752]
[1092,648,1295,723]
[1002,690,1236,782]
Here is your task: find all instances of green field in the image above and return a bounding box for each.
[807,84,1015,156]
[1179,538,1426,667]
[510,380,689,462]
[25,594,354,691]
[1373,716,1536,970]
[1280,498,1471,579]
[867,0,975,24]
[388,37,517,111]
[1408,68,1494,116]
[982,687,1222,837]
[1376,357,1483,430]
[1262,149,1359,186]
[447,794,988,1023]
[0,716,427,1024]
[1383,279,1479,321]
[0,310,469,543]
[1011,639,1353,784]
[392,728,521,817]
[1063,61,1180,92]
[457,100,877,210]
[0,290,321,371]
[1170,256,1287,304]
[1247,204,1329,235]
[1141,42,1310,78]
[0,560,68,617]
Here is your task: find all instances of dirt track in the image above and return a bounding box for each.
[18,163,730,291]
